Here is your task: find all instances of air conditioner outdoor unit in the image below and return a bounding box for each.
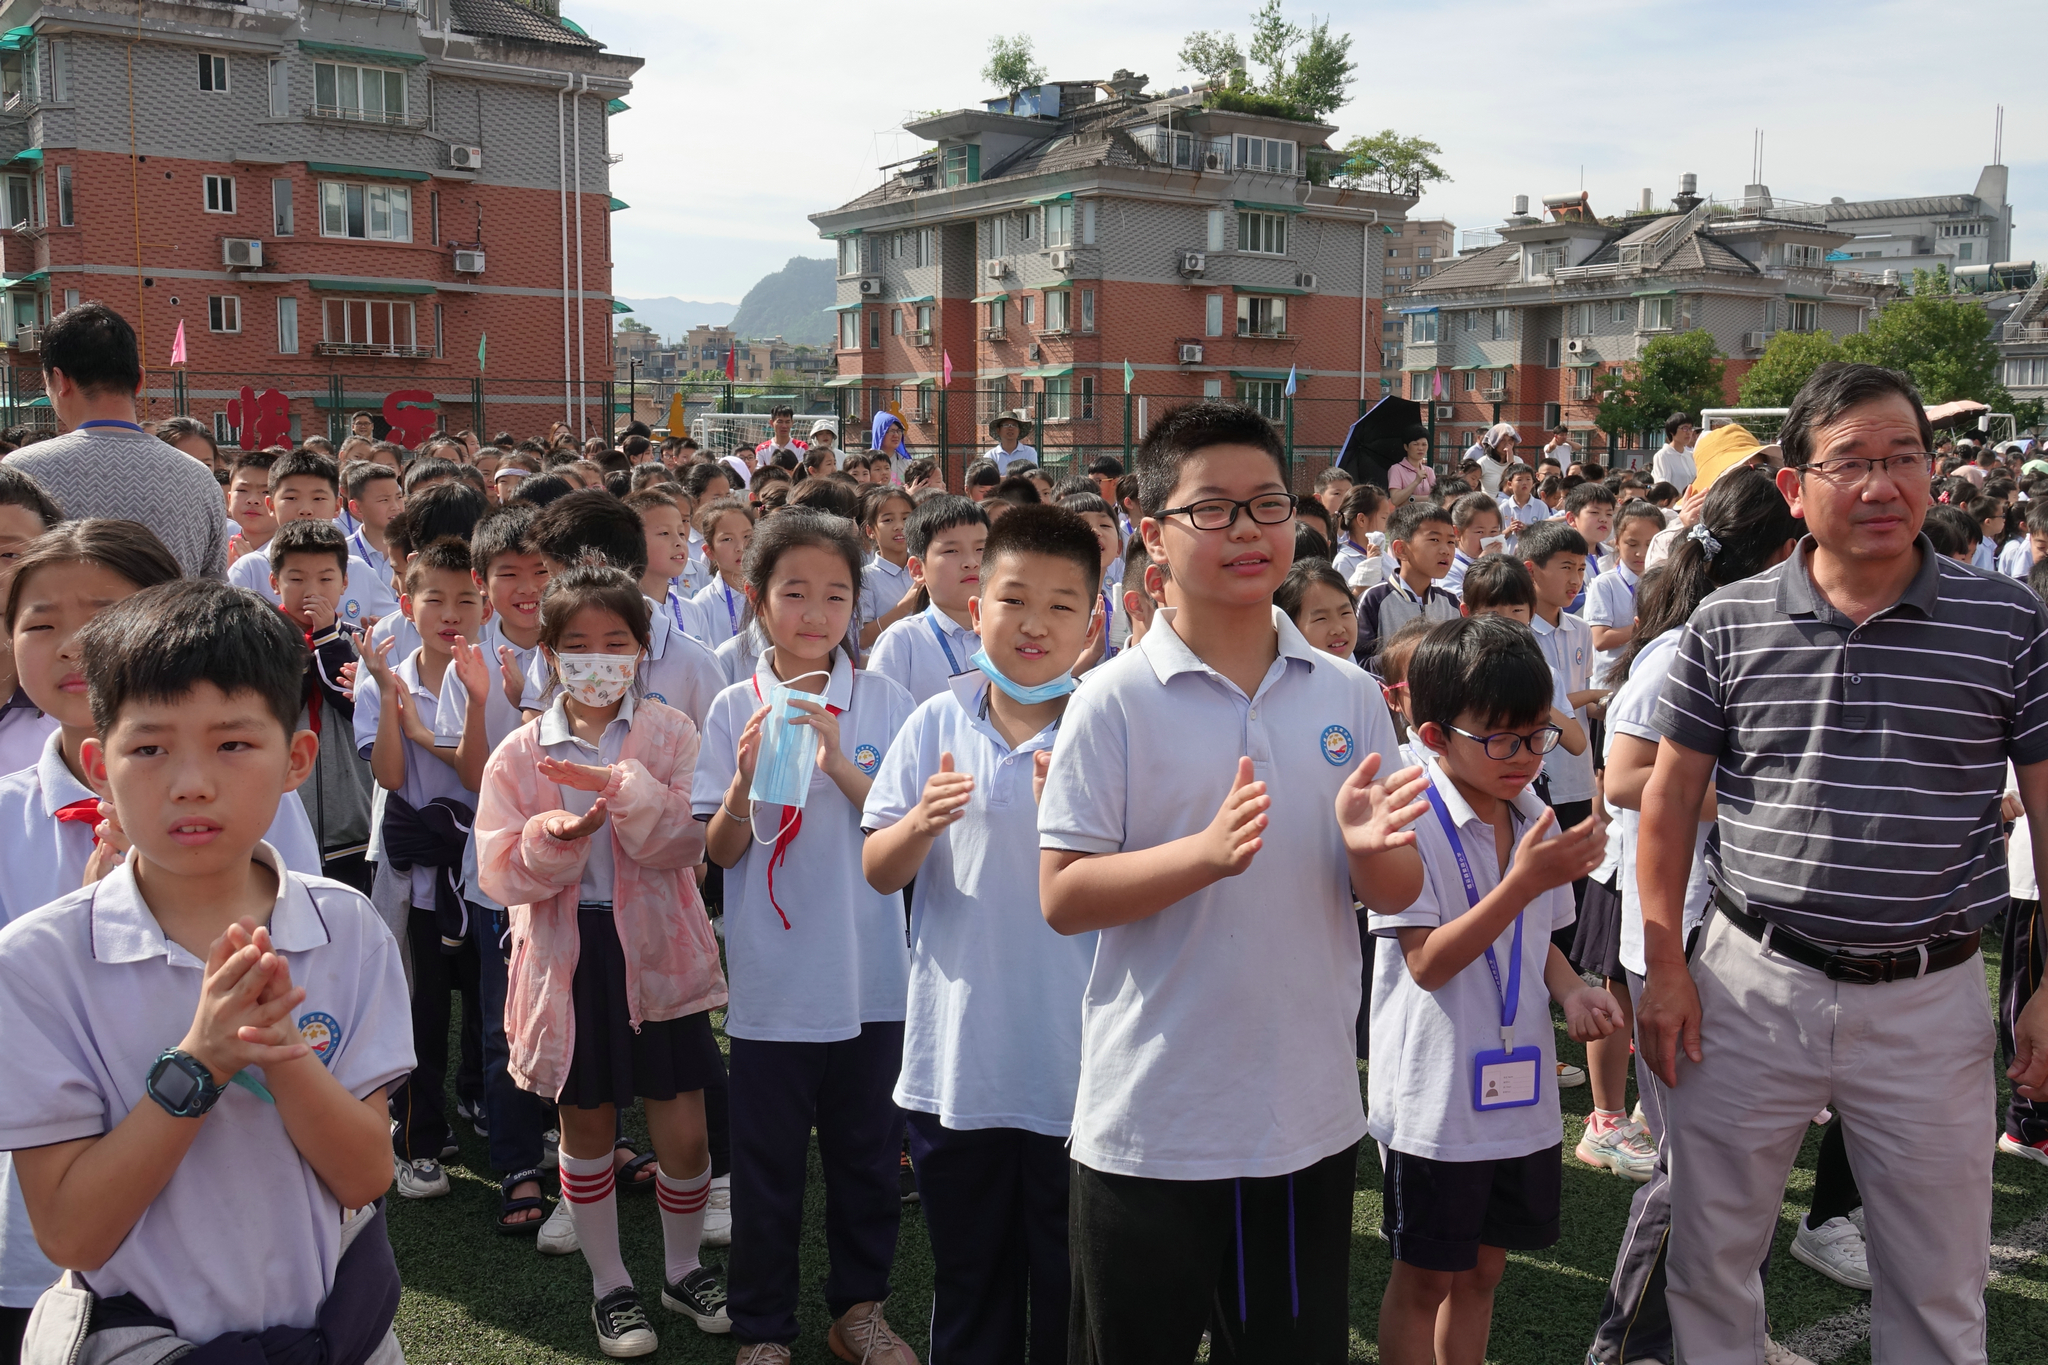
[1744,330,1773,351]
[449,145,484,170]
[1049,249,1073,271]
[1179,343,1203,363]
[1180,251,1206,275]
[1294,272,1317,290]
[857,277,883,295]
[984,258,1007,279]
[1436,405,1456,420]
[453,249,486,274]
[1202,151,1226,171]
[1564,337,1586,354]
[1028,343,1043,362]
[221,238,262,269]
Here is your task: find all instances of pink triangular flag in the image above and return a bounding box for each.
[169,320,187,366]
[1432,369,1444,399]
[942,351,954,388]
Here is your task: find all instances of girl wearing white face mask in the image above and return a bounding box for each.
[476,565,731,1357]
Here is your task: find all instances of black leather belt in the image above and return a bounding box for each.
[1713,888,1980,984]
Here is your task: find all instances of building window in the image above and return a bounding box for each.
[1417,246,1433,259]
[2005,357,2048,387]
[1381,345,1398,369]
[1020,294,1034,326]
[313,61,407,124]
[891,309,903,336]
[1080,375,1095,419]
[1232,136,1296,173]
[203,175,235,214]
[48,38,66,101]
[868,310,880,347]
[838,236,861,275]
[942,144,977,187]
[1409,373,1429,400]
[1398,266,1411,280]
[54,164,70,225]
[1462,310,1478,332]
[986,297,1006,332]
[1787,300,1820,332]
[913,385,932,423]
[1490,309,1512,340]
[1044,377,1071,421]
[1527,247,1563,279]
[977,377,1011,421]
[1238,211,1287,255]
[1045,290,1070,331]
[986,215,1007,256]
[1612,299,1629,323]
[321,297,415,352]
[1959,242,1974,262]
[914,304,933,334]
[1410,312,1438,343]
[1045,202,1075,248]
[1206,209,1225,252]
[1462,370,1476,392]
[208,295,241,333]
[1572,367,1593,400]
[1237,379,1284,419]
[276,296,298,353]
[1388,248,1399,258]
[198,54,228,92]
[838,311,859,349]
[1545,337,1561,368]
[62,288,77,312]
[1543,402,1562,429]
[889,233,902,261]
[1417,264,1431,278]
[319,181,411,241]
[272,178,293,235]
[1237,294,1287,337]
[1079,288,1095,331]
[429,191,439,245]
[914,227,935,267]
[1638,296,1675,330]
[1205,293,1224,337]
[1784,243,1825,268]
[1081,200,1096,245]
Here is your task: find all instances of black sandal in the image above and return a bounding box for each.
[497,1168,548,1234]
[614,1138,659,1192]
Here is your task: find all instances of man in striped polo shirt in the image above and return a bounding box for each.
[1635,362,2048,1365]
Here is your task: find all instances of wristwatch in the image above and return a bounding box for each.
[146,1048,225,1119]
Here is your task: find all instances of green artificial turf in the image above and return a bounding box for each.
[389,941,2048,1363]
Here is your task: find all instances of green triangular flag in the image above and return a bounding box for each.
[477,332,487,373]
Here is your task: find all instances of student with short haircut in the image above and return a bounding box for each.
[1355,499,1461,663]
[1,579,413,1360]
[857,483,920,649]
[1584,500,1662,684]
[232,451,393,628]
[862,504,1103,1365]
[2001,499,2048,578]
[900,457,940,493]
[1561,481,1617,612]
[224,450,280,560]
[343,460,404,593]
[1370,614,1615,1365]
[868,494,990,704]
[624,489,694,625]
[1458,553,1538,620]
[1497,463,1552,541]
[1116,530,1164,648]
[1922,503,1981,562]
[1313,465,1355,519]
[1518,519,1600,863]
[1040,401,1431,1363]
[1443,492,1507,597]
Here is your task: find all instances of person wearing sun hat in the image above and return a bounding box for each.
[1643,424,1786,569]
[984,410,1038,475]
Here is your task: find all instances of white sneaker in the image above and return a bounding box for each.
[1790,1214,1871,1290]
[1557,1061,1588,1088]
[1764,1337,1817,1365]
[1576,1120,1657,1182]
[394,1156,450,1199]
[541,1126,560,1171]
[1998,1132,2048,1167]
[702,1173,732,1247]
[538,1193,579,1255]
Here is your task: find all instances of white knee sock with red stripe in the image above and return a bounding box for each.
[558,1149,631,1298]
[655,1163,713,1284]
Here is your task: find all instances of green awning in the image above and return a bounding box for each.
[1026,192,1073,205]
[611,300,632,313]
[899,294,935,305]
[297,40,428,66]
[971,291,1009,303]
[1233,199,1305,214]
[1230,368,1292,380]
[1022,364,1073,378]
[1630,288,1676,298]
[1232,283,1308,297]
[308,278,436,294]
[4,270,47,287]
[823,228,862,238]
[607,197,629,211]
[8,148,40,163]
[306,161,430,182]
[1400,361,1436,372]
[1451,362,1485,370]
[908,375,938,387]
[1565,357,1600,367]
[0,26,33,52]
[827,301,864,313]
[13,394,48,407]
[606,98,629,115]
[1396,306,1440,314]
[824,375,861,387]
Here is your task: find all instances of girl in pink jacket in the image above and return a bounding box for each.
[476,564,729,1358]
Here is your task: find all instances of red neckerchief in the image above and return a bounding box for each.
[749,674,843,930]
[53,797,102,846]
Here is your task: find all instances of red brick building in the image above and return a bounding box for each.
[0,0,638,446]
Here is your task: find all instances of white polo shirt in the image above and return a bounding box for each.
[986,442,1038,475]
[1580,563,1639,688]
[862,672,1093,1135]
[432,617,542,913]
[352,650,469,912]
[1366,759,1575,1162]
[857,553,916,642]
[0,845,412,1343]
[715,622,768,688]
[367,610,420,665]
[519,601,722,732]
[690,649,913,1042]
[868,605,979,706]
[1531,611,1596,805]
[0,688,55,779]
[1037,606,1396,1180]
[226,548,398,629]
[1604,630,1711,976]
[688,576,749,652]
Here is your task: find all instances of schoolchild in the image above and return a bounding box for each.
[625,489,695,631]
[1583,500,1661,686]
[1332,483,1393,590]
[1498,464,1554,541]
[1999,499,2048,578]
[695,510,918,1364]
[1039,401,1431,1363]
[0,580,413,1362]
[1312,466,1354,520]
[1354,500,1461,664]
[478,566,730,1356]
[370,483,489,687]
[861,504,1102,1365]
[1442,493,1508,598]
[1519,521,1602,838]
[228,450,392,631]
[1114,531,1165,649]
[223,450,279,559]
[2003,561,2048,1165]
[1368,614,1615,1365]
[1059,491,1124,666]
[856,484,919,650]
[688,497,758,652]
[1560,482,1617,613]
[1277,557,1360,660]
[342,459,404,596]
[868,495,990,704]
[0,466,63,774]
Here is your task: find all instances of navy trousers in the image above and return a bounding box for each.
[727,1023,905,1346]
[906,1109,1070,1365]
[472,903,550,1175]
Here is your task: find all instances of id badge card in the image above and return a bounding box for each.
[1472,1045,1543,1111]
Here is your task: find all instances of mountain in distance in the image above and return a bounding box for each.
[729,256,836,346]
[613,297,737,342]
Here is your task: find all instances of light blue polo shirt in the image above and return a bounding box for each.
[227,547,398,629]
[868,605,979,706]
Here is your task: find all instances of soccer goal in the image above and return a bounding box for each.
[689,413,780,462]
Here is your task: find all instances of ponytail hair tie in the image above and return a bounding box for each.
[1688,522,1722,561]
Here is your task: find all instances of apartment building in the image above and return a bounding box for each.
[1391,175,1894,458]
[1377,218,1453,396]
[810,71,1412,466]
[0,0,638,444]
[1778,164,2013,280]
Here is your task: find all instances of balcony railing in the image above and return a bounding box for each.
[2004,324,2048,344]
[10,324,39,352]
[304,103,428,130]
[314,340,436,359]
[979,327,1006,342]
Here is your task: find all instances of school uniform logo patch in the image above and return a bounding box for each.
[1320,725,1353,766]
[343,599,362,619]
[853,743,882,775]
[644,691,667,705]
[298,1011,342,1065]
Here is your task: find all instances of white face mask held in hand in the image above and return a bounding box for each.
[554,652,638,707]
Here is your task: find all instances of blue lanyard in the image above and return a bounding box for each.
[1425,782,1523,1039]
[721,584,739,636]
[1100,589,1118,658]
[926,612,962,674]
[669,591,690,633]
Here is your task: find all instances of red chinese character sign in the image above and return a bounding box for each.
[382,389,440,446]
[226,386,291,450]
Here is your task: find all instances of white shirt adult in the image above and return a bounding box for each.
[987,441,1039,475]
[1464,444,1506,495]
[1650,441,1696,492]
[1037,606,1398,1180]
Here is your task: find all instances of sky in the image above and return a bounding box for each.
[580,0,2047,304]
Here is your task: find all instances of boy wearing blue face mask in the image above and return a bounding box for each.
[860,506,1103,1365]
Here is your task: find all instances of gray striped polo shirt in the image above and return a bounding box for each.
[1654,536,2048,949]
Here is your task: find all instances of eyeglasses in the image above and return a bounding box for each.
[1445,722,1563,761]
[1798,452,1932,485]
[1156,493,1298,531]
